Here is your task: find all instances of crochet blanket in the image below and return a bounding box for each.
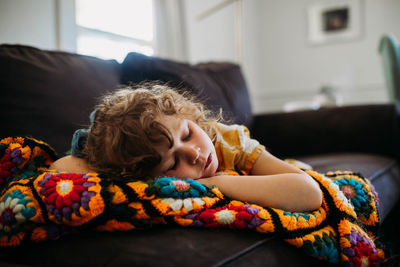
[0,137,386,266]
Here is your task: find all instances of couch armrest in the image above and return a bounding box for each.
[250,104,400,158]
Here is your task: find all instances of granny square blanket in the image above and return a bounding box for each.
[0,137,386,266]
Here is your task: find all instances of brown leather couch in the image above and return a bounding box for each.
[0,44,399,266]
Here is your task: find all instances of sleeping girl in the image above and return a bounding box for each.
[50,82,322,212]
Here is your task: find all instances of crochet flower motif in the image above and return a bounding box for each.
[152,177,208,198]
[342,229,380,266]
[37,173,97,222]
[161,197,205,212]
[329,181,354,210]
[0,144,30,186]
[187,205,263,229]
[334,178,374,218]
[335,178,368,206]
[303,232,339,264]
[0,189,36,237]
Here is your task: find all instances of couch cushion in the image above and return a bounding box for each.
[0,229,323,267]
[0,228,269,266]
[0,44,121,154]
[121,52,253,126]
[0,227,326,267]
[219,237,322,267]
[298,153,400,220]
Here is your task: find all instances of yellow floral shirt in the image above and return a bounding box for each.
[214,123,265,174]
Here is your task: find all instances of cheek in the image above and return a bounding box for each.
[170,165,199,180]
[196,129,213,148]
[212,156,219,172]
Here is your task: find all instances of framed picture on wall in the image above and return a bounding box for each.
[307,0,362,45]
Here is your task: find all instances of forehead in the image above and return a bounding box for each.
[156,114,184,131]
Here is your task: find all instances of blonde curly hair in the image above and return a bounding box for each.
[83,82,221,181]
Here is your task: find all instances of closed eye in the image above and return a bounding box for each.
[183,127,192,141]
[168,123,189,172]
[168,155,179,171]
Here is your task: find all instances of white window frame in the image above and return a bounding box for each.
[56,0,187,61]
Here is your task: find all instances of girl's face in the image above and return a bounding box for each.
[151,115,218,180]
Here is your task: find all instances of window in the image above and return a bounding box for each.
[75,0,155,62]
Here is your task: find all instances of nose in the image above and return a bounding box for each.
[181,146,200,165]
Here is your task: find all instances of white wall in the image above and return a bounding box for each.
[0,0,76,52]
[0,0,58,50]
[184,0,237,63]
[1,0,400,114]
[183,0,400,113]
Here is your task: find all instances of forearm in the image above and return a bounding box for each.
[199,173,322,212]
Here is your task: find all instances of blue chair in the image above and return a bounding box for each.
[379,34,400,104]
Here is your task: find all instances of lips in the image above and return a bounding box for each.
[204,154,212,170]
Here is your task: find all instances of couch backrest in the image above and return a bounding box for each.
[0,44,121,154]
[121,52,253,127]
[0,45,253,154]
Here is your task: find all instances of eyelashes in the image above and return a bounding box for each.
[169,155,178,171]
[183,127,192,141]
[168,125,191,171]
